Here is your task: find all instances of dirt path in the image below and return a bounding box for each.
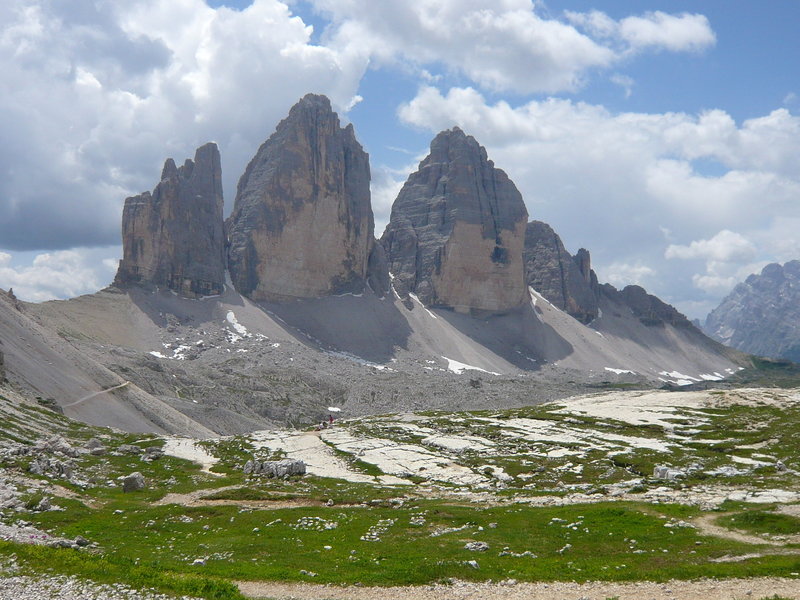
[155,485,358,510]
[693,512,800,546]
[237,577,800,600]
[62,381,129,408]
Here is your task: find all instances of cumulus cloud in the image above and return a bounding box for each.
[0,248,119,302]
[0,0,368,251]
[397,86,800,311]
[312,2,714,94]
[566,10,715,53]
[665,230,767,296]
[600,262,656,288]
[665,230,756,262]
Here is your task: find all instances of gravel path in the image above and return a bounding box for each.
[237,577,800,600]
[0,574,196,600]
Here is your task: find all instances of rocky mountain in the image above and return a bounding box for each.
[227,94,383,301]
[0,94,750,438]
[114,143,225,298]
[705,260,800,361]
[523,220,599,323]
[381,127,528,315]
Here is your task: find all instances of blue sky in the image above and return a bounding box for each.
[1,0,798,319]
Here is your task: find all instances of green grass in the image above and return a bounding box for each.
[0,541,245,599]
[16,498,800,587]
[719,511,800,537]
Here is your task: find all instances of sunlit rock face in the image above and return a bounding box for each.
[227,94,379,301]
[381,127,528,315]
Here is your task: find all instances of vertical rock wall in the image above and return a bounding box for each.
[381,127,528,314]
[227,94,377,301]
[115,143,225,297]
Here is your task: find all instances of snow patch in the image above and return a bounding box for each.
[604,367,635,375]
[409,293,438,319]
[442,357,500,376]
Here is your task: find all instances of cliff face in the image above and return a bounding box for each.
[114,143,225,297]
[227,94,379,301]
[705,260,800,361]
[381,127,528,314]
[601,284,694,328]
[523,220,598,323]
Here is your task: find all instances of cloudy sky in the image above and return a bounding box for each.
[1,0,798,319]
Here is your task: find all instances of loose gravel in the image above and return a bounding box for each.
[237,577,800,600]
[0,574,197,600]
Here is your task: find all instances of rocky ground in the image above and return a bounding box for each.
[3,384,800,599]
[238,577,800,600]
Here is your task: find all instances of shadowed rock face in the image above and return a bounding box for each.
[227,94,378,301]
[524,221,598,323]
[114,143,225,298]
[381,127,528,314]
[601,284,693,329]
[705,260,800,361]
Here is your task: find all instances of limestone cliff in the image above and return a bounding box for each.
[227,94,379,301]
[114,143,225,297]
[524,220,598,323]
[381,127,528,314]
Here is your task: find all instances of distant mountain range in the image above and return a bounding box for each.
[705,260,800,362]
[0,94,746,436]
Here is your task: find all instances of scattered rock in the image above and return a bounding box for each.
[243,458,306,478]
[653,465,685,480]
[121,472,145,492]
[464,541,490,552]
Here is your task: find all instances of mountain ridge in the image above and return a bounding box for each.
[0,93,749,436]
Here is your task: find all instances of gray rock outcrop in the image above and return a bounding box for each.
[705,260,800,361]
[122,472,145,492]
[523,220,598,323]
[381,127,528,314]
[243,458,306,478]
[114,143,226,298]
[603,284,693,328]
[227,94,381,301]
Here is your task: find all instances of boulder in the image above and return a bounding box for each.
[122,472,146,492]
[244,458,306,478]
[35,436,79,458]
[381,127,528,314]
[29,457,73,479]
[523,220,599,323]
[227,94,378,301]
[114,143,226,298]
[118,444,143,455]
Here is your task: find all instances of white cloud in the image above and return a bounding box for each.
[665,230,756,262]
[0,248,119,302]
[666,231,766,296]
[0,0,369,250]
[610,73,634,98]
[566,10,715,53]
[600,262,656,288]
[396,86,800,312]
[618,12,715,52]
[313,2,714,95]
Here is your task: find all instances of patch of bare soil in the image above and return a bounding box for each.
[694,512,800,546]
